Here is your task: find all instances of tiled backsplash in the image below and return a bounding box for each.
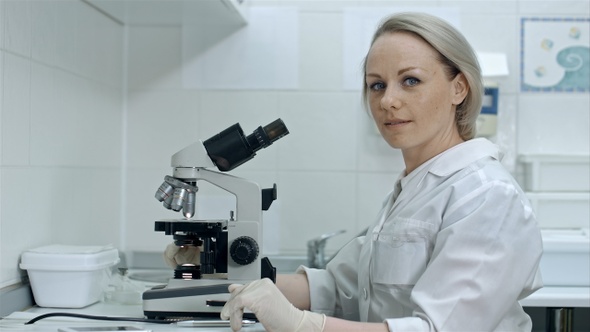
[0,0,123,288]
[1,0,589,292]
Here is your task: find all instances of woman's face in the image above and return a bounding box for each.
[365,32,468,167]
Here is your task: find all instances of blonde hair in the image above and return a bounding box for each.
[362,12,483,140]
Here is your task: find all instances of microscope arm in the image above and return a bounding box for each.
[155,119,287,218]
[173,167,262,223]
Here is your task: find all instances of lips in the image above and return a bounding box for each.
[385,120,411,126]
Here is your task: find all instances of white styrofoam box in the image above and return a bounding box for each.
[540,229,590,287]
[527,192,590,229]
[519,154,590,192]
[20,244,120,308]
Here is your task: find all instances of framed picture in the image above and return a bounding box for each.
[521,17,589,92]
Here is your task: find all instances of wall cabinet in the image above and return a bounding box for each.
[86,0,247,26]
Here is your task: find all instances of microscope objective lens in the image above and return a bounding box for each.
[171,188,187,211]
[183,192,196,219]
[163,195,173,210]
[155,182,174,201]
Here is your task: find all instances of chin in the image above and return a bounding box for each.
[381,137,404,150]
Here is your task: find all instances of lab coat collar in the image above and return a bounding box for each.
[428,138,501,177]
[395,138,501,196]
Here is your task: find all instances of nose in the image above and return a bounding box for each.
[380,86,402,111]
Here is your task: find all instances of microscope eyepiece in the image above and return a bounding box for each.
[247,118,290,152]
[263,118,290,142]
[203,119,289,172]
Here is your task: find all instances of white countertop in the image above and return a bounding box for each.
[1,301,266,332]
[1,274,263,332]
[2,280,587,332]
[519,286,590,308]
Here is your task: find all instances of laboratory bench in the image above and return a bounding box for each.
[1,301,265,332]
[521,287,590,332]
[0,273,264,332]
[1,275,588,332]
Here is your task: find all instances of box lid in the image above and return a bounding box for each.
[20,244,120,271]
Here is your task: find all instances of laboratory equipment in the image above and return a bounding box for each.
[143,119,289,319]
[476,86,499,137]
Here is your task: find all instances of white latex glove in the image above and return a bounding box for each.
[163,243,200,268]
[220,278,325,332]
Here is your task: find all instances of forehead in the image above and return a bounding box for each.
[366,31,439,68]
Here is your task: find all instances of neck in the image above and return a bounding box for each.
[402,134,464,174]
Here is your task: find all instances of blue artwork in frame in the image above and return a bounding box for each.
[521,17,590,92]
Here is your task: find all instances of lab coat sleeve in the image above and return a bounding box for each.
[386,180,543,331]
[296,236,365,320]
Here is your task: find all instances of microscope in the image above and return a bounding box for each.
[142,119,289,319]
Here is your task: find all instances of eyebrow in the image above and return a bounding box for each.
[365,66,421,78]
[398,66,419,75]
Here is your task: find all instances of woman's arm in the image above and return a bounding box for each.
[276,274,388,331]
[324,317,389,332]
[276,273,311,310]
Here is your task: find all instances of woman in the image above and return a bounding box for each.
[219,12,543,332]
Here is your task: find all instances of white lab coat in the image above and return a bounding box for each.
[299,138,543,332]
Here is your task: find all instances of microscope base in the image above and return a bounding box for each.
[142,278,252,320]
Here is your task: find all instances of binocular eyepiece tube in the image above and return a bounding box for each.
[204,118,289,172]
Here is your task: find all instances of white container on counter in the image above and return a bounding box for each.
[19,244,120,308]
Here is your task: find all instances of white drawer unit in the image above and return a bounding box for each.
[518,154,590,192]
[527,192,590,229]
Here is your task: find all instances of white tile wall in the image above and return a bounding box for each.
[1,0,589,291]
[445,0,518,14]
[519,0,590,15]
[0,0,123,289]
[31,0,57,66]
[0,1,4,49]
[123,0,589,258]
[0,45,4,287]
[277,170,358,253]
[299,12,344,90]
[277,92,359,171]
[1,53,31,165]
[461,14,520,94]
[127,26,183,90]
[53,1,79,74]
[518,94,590,155]
[126,89,201,168]
[4,0,32,58]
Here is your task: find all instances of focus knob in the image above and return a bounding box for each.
[230,236,259,265]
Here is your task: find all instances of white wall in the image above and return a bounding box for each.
[1,0,589,290]
[0,0,124,288]
[123,0,590,257]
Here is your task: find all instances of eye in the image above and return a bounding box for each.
[402,77,420,87]
[369,81,386,91]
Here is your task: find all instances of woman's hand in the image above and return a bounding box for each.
[220,278,325,332]
[163,243,200,268]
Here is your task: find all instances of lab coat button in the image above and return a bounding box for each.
[363,288,368,300]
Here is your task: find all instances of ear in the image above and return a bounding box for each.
[451,73,469,105]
